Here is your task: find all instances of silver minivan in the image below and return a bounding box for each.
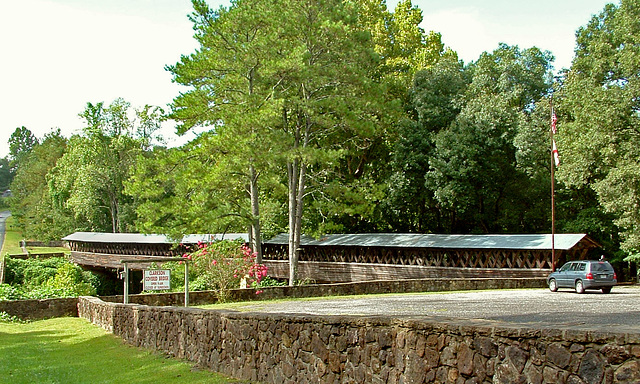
[547,260,617,294]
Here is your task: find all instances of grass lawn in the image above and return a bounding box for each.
[26,246,70,255]
[1,216,23,255]
[1,216,70,256]
[0,317,240,384]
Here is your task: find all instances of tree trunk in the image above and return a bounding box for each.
[110,196,118,233]
[287,110,311,286]
[248,163,263,263]
[287,159,299,286]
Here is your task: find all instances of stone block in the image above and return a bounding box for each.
[600,344,629,364]
[547,342,572,369]
[614,360,640,384]
[578,349,605,384]
[457,343,474,376]
[473,336,498,358]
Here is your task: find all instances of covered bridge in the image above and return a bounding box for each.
[63,232,249,270]
[262,233,600,282]
[62,231,600,283]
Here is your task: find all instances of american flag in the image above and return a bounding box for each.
[552,140,560,166]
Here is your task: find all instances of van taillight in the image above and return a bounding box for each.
[586,273,594,280]
[614,273,617,280]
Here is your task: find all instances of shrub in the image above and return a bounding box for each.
[4,257,66,286]
[0,284,24,301]
[187,241,267,302]
[255,276,287,288]
[2,257,98,299]
[0,311,28,323]
[42,263,96,297]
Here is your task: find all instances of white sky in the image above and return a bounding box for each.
[0,0,615,159]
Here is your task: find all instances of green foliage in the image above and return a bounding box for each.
[0,311,28,323]
[254,276,287,288]
[126,142,252,239]
[404,43,555,233]
[0,157,12,191]
[8,126,39,169]
[8,129,73,241]
[1,257,98,300]
[48,98,157,233]
[0,285,23,301]
[41,263,96,297]
[4,257,67,286]
[186,241,267,302]
[557,0,640,260]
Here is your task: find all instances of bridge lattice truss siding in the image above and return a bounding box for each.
[66,240,591,271]
[261,244,591,270]
[67,241,187,257]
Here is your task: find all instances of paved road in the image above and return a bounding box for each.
[236,286,640,333]
[0,210,9,253]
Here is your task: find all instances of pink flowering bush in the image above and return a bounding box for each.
[186,240,267,303]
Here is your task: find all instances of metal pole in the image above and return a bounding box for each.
[184,261,189,307]
[550,98,556,272]
[124,263,129,304]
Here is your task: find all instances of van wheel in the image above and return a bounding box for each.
[601,287,611,294]
[548,279,558,292]
[575,280,585,294]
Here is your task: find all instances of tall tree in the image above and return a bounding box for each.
[169,0,390,284]
[302,0,448,235]
[49,99,150,233]
[8,126,39,172]
[556,0,640,261]
[9,130,74,240]
[269,0,391,284]
[0,157,12,192]
[425,44,554,233]
[385,55,468,232]
[167,0,287,260]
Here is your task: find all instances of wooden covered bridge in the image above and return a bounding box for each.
[261,233,600,282]
[63,232,249,270]
[63,231,599,283]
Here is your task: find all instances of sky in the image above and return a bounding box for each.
[0,0,616,159]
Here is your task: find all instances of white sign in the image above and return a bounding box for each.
[143,269,171,291]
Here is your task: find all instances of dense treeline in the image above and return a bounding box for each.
[3,0,640,281]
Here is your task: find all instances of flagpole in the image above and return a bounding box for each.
[550,97,556,272]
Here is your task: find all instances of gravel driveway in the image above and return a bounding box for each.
[234,286,640,333]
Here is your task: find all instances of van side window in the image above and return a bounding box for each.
[578,263,586,271]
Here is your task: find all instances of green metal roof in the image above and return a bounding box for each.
[62,232,249,244]
[264,233,598,251]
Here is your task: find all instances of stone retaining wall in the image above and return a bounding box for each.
[0,278,545,320]
[78,296,640,384]
[0,297,78,320]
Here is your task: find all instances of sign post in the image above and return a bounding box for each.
[121,257,190,307]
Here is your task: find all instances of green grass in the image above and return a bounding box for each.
[0,317,239,384]
[26,246,70,255]
[1,216,23,255]
[1,216,70,257]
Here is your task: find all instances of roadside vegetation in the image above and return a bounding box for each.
[1,216,99,301]
[0,232,282,301]
[1,0,637,289]
[1,216,23,255]
[0,317,237,384]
